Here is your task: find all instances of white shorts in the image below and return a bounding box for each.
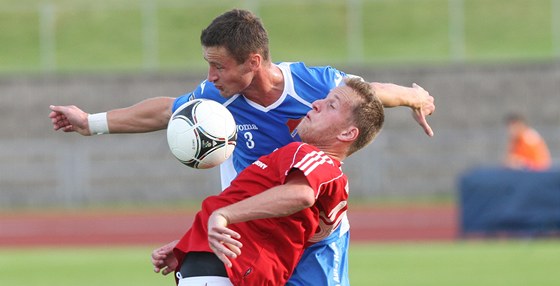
[176,275,233,286]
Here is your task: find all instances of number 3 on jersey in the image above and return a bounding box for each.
[244,131,255,149]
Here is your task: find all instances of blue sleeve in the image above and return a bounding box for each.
[305,65,347,88]
[287,62,348,102]
[172,94,193,113]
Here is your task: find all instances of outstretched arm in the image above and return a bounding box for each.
[371,82,435,137]
[49,96,175,136]
[207,170,315,267]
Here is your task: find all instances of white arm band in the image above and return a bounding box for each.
[88,112,110,135]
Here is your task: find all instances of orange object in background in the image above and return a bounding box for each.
[505,113,551,171]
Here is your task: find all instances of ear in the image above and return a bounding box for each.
[247,53,262,71]
[337,126,359,142]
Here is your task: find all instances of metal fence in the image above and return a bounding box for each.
[1,0,560,72]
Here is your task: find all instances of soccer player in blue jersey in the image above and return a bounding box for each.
[49,9,435,286]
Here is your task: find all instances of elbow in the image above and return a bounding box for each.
[299,189,316,209]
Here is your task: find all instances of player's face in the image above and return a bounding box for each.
[203,46,254,97]
[298,86,357,145]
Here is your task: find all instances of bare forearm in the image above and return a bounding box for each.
[215,180,315,225]
[371,82,419,108]
[107,97,175,133]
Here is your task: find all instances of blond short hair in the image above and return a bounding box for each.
[345,78,384,156]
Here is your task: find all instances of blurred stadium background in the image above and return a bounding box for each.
[2,0,559,207]
[1,0,560,285]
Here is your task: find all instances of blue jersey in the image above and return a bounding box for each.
[173,62,347,189]
[172,62,350,286]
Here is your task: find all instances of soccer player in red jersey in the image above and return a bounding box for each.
[151,77,385,285]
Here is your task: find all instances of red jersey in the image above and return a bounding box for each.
[174,142,349,285]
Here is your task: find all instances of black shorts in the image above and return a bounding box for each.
[179,252,228,278]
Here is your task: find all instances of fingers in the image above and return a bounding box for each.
[161,266,175,276]
[151,240,179,276]
[209,235,241,268]
[209,228,242,251]
[211,226,241,241]
[208,234,243,259]
[224,242,242,257]
[49,106,71,131]
[151,250,166,273]
[63,125,75,132]
[411,83,435,136]
[153,265,174,276]
[413,109,434,137]
[207,212,242,268]
[412,82,423,90]
[208,227,243,268]
[215,251,233,268]
[421,119,434,137]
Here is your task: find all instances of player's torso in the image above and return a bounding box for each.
[219,142,349,284]
[229,142,349,245]
[174,62,345,175]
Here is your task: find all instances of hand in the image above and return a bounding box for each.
[49,105,91,136]
[151,240,179,276]
[410,83,435,137]
[207,212,242,268]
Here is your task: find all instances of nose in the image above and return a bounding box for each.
[311,100,322,112]
[207,66,218,82]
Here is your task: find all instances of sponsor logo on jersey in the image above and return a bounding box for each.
[237,123,259,131]
[200,80,207,94]
[252,160,268,170]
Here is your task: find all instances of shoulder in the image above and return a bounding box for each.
[521,129,544,145]
[277,62,346,102]
[287,143,340,175]
[172,80,229,112]
[278,62,345,79]
[275,142,315,155]
[264,142,318,167]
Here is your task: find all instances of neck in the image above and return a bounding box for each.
[242,63,284,107]
[313,143,348,162]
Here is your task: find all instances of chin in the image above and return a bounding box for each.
[219,91,234,98]
[297,130,309,142]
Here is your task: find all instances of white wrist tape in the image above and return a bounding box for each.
[88,112,110,135]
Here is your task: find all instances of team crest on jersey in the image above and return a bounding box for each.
[286,118,303,138]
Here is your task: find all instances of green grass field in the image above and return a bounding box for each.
[0,0,556,73]
[2,241,560,286]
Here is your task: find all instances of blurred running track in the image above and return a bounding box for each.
[0,204,457,246]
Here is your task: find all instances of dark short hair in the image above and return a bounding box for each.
[345,78,384,156]
[504,112,526,125]
[201,9,270,64]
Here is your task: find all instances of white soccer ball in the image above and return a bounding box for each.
[167,99,237,169]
